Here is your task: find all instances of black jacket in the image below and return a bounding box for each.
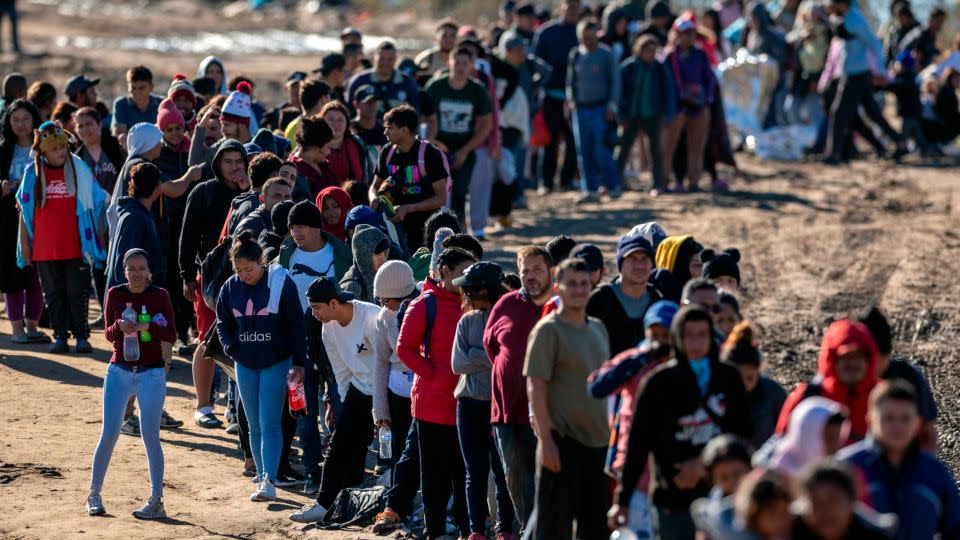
[616,309,750,511]
[178,140,247,283]
[586,282,663,357]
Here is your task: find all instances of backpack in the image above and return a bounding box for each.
[396,292,436,358]
[385,139,429,179]
[317,485,387,530]
[200,234,235,312]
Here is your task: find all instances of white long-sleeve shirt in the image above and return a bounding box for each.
[321,300,381,402]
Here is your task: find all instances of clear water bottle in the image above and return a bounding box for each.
[378,425,393,460]
[122,303,140,362]
[418,122,428,140]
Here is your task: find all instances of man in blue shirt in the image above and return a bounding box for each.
[344,41,421,119]
[111,65,163,138]
[532,0,580,193]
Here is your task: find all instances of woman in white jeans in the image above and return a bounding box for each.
[86,249,176,519]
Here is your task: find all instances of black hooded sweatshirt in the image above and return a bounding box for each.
[616,307,751,511]
[178,139,248,283]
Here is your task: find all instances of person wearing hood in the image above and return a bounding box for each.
[179,139,250,428]
[610,305,751,540]
[17,121,108,354]
[587,232,663,357]
[111,66,163,138]
[588,299,678,538]
[316,186,353,242]
[235,177,292,239]
[220,151,283,238]
[655,234,704,286]
[197,56,228,96]
[340,225,390,303]
[838,380,960,540]
[765,397,848,485]
[396,247,476,539]
[776,319,879,443]
[721,321,786,449]
[635,0,673,46]
[189,82,256,173]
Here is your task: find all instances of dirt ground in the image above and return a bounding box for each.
[2,1,960,539]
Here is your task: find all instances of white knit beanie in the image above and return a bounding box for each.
[374,260,416,300]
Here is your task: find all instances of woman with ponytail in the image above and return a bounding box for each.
[721,321,787,448]
[214,231,306,502]
[16,120,107,354]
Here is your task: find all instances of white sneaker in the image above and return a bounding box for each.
[132,496,166,520]
[289,502,328,523]
[250,476,276,502]
[85,493,105,516]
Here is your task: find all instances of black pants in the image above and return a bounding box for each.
[828,72,901,159]
[617,117,664,189]
[90,264,107,310]
[385,417,420,517]
[418,420,469,539]
[539,95,577,190]
[35,258,91,340]
[237,391,297,472]
[457,398,515,534]
[448,150,476,224]
[167,232,193,342]
[526,434,609,540]
[386,391,413,469]
[316,384,374,508]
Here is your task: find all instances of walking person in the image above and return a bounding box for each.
[451,261,517,540]
[0,99,48,344]
[17,121,108,354]
[86,249,176,519]
[215,232,307,501]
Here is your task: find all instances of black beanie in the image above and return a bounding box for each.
[701,248,741,284]
[271,200,295,236]
[287,200,323,229]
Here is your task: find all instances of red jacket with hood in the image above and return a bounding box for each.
[315,186,354,242]
[397,278,464,425]
[776,320,879,441]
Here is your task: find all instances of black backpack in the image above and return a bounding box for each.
[395,292,436,357]
[200,235,234,312]
[317,485,387,530]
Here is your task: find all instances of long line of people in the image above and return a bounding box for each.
[1,0,959,537]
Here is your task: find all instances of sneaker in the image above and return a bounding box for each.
[372,508,402,533]
[11,333,30,344]
[49,339,69,354]
[289,502,327,523]
[193,409,223,428]
[121,415,141,437]
[85,493,105,516]
[74,339,93,354]
[132,496,166,520]
[535,185,549,196]
[575,191,599,205]
[225,422,239,435]
[25,330,51,343]
[273,471,304,487]
[304,473,321,496]
[251,476,276,502]
[243,465,257,478]
[159,410,183,429]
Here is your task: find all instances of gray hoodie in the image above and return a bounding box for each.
[452,309,493,400]
[340,225,387,303]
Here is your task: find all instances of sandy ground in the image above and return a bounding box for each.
[2,153,959,539]
[2,2,960,538]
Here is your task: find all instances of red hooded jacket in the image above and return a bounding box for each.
[315,186,354,242]
[776,320,879,441]
[396,278,464,425]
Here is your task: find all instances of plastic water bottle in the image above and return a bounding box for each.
[378,425,393,460]
[287,369,307,417]
[418,122,428,140]
[609,527,639,540]
[122,303,140,362]
[138,306,152,342]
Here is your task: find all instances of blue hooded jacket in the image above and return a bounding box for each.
[106,196,163,289]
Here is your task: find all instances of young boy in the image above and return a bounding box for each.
[111,66,163,137]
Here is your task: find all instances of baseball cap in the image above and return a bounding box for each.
[306,277,356,304]
[673,18,696,33]
[354,84,378,103]
[643,300,679,329]
[516,2,536,16]
[570,243,604,272]
[314,53,346,75]
[64,75,99,97]
[285,71,307,87]
[452,261,505,290]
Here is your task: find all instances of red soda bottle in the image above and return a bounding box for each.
[287,369,307,417]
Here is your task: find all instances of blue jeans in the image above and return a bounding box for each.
[493,423,537,532]
[457,398,516,534]
[90,363,166,498]
[235,359,291,480]
[573,105,618,193]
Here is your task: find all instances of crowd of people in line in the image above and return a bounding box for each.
[1,0,959,537]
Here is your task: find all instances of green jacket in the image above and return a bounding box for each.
[276,233,352,281]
